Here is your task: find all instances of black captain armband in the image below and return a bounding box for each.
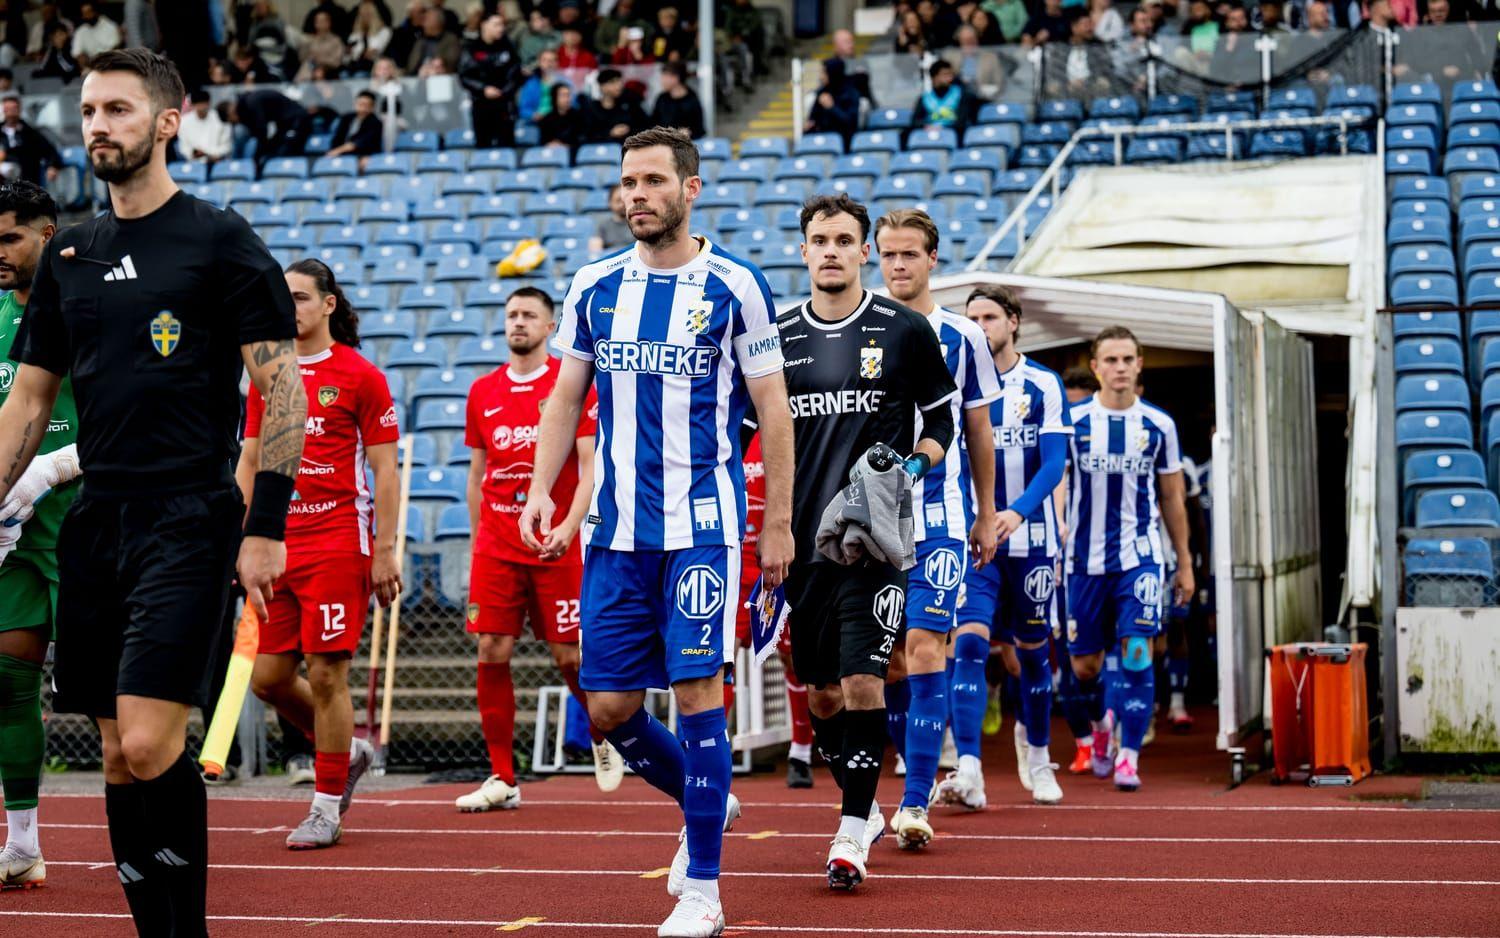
[244,471,297,540]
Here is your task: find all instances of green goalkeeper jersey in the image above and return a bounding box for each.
[0,289,79,550]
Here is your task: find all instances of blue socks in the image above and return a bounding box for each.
[949,633,989,760]
[604,707,685,804]
[1119,639,1154,752]
[884,678,909,757]
[1015,643,1053,749]
[1168,656,1190,695]
[901,670,947,809]
[1102,652,1124,720]
[1058,662,1093,740]
[677,709,732,882]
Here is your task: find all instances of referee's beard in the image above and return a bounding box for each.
[89,134,154,184]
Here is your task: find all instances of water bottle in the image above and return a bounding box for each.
[849,443,899,484]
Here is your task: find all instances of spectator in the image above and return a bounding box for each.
[0,95,60,184]
[557,26,597,70]
[517,46,563,122]
[299,10,350,80]
[651,6,693,63]
[516,9,561,68]
[26,3,72,61]
[829,28,875,106]
[1091,0,1126,40]
[537,82,584,148]
[387,0,428,67]
[326,89,384,162]
[208,61,233,85]
[724,0,767,78]
[1023,0,1073,46]
[221,88,313,165]
[0,68,10,93]
[596,0,650,56]
[651,61,705,138]
[1387,0,1419,28]
[1114,5,1157,84]
[348,0,392,73]
[228,42,275,84]
[246,0,298,80]
[34,23,78,81]
[430,0,462,34]
[967,7,1005,45]
[1211,5,1259,80]
[1061,14,1112,95]
[460,12,521,148]
[590,184,632,254]
[580,67,647,143]
[1256,0,1291,31]
[912,59,977,133]
[895,10,927,54]
[982,0,1030,42]
[804,58,860,144]
[947,25,1004,98]
[918,0,960,48]
[556,0,588,34]
[1401,0,1483,79]
[177,89,233,163]
[303,0,355,37]
[461,2,484,41]
[1304,0,1333,31]
[405,7,461,75]
[71,1,121,65]
[0,0,24,66]
[611,26,655,65]
[1365,0,1398,35]
[1182,0,1220,55]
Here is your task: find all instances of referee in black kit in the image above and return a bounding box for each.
[775,193,956,889]
[0,50,305,936]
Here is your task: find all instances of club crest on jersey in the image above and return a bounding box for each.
[859,344,883,379]
[317,386,339,407]
[1136,430,1152,452]
[0,361,13,391]
[149,311,181,357]
[684,296,713,336]
[1013,395,1032,420]
[466,603,480,624]
[1023,566,1055,603]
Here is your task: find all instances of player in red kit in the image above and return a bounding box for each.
[456,286,621,811]
[239,259,403,849]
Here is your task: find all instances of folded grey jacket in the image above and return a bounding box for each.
[815,460,916,571]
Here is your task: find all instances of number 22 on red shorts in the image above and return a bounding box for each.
[467,553,583,643]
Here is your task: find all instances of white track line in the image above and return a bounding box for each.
[41,860,1500,886]
[37,823,1500,846]
[0,911,1486,938]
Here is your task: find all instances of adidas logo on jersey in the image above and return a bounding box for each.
[102,255,138,281]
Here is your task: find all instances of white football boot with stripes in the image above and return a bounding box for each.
[667,793,740,897]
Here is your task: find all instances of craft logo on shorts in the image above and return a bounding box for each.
[466,603,480,624]
[149,311,181,357]
[872,585,905,632]
[675,565,726,619]
[317,386,340,407]
[0,361,13,392]
[1133,571,1162,608]
[923,548,962,592]
[859,343,883,380]
[1023,565,1055,604]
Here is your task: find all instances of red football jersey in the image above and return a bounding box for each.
[466,358,598,565]
[245,344,399,556]
[742,433,764,574]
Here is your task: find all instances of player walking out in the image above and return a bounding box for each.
[0,182,76,890]
[954,286,1071,806]
[872,209,998,844]
[0,50,304,936]
[1064,327,1192,791]
[239,259,400,848]
[781,194,956,888]
[524,127,794,938]
[458,286,622,811]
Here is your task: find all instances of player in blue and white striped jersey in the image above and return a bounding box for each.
[947,285,1072,808]
[524,128,796,938]
[1063,326,1193,793]
[874,209,999,849]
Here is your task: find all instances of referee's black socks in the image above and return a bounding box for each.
[136,751,210,937]
[838,708,887,827]
[106,780,173,935]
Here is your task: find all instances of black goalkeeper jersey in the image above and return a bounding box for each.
[775,290,957,565]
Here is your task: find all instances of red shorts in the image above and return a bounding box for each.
[734,565,792,655]
[467,553,582,643]
[260,551,373,656]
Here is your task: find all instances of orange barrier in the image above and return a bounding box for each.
[1268,643,1372,786]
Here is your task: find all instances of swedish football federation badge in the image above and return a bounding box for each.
[318,386,340,407]
[149,311,181,357]
[859,342,883,379]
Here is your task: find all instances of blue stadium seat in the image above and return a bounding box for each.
[1386,102,1441,138]
[1448,122,1500,152]
[1329,84,1379,110]
[715,156,775,185]
[301,202,355,229]
[1398,412,1474,463]
[1145,93,1198,117]
[464,148,516,173]
[1015,144,1058,168]
[398,433,437,468]
[413,399,466,433]
[1469,274,1500,310]
[521,146,570,170]
[759,242,804,271]
[954,198,1007,223]
[762,269,799,298]
[795,132,844,157]
[977,101,1028,125]
[1392,177,1449,205]
[465,281,514,309]
[949,146,1006,179]
[429,220,483,248]
[514,123,541,147]
[831,152,886,182]
[210,158,256,182]
[396,130,440,153]
[1248,131,1308,158]
[742,136,794,160]
[1390,245,1457,278]
[931,172,987,201]
[411,368,478,406]
[1021,122,1072,145]
[189,183,226,206]
[717,208,769,232]
[281,179,327,206]
[1088,96,1141,120]
[363,310,418,341]
[1396,374,1471,414]
[864,108,912,131]
[871,174,929,202]
[435,503,471,540]
[168,161,207,184]
[1125,138,1182,164]
[773,156,827,182]
[387,339,450,374]
[1391,198,1444,224]
[519,191,577,220]
[369,257,423,286]
[755,180,811,208]
[1392,81,1442,107]
[355,200,407,226]
[543,216,593,240]
[1206,89,1257,113]
[823,177,869,201]
[1396,337,1464,376]
[468,194,520,220]
[454,335,509,368]
[1405,451,1487,520]
[261,156,309,180]
[265,227,313,252]
[993,169,1041,195]
[1390,217,1452,247]
[908,127,959,152]
[490,169,546,196]
[409,198,463,225]
[1460,215,1500,248]
[225,180,277,206]
[375,221,426,249]
[1265,85,1316,111]
[443,128,476,151]
[305,133,332,155]
[1404,537,1494,605]
[850,130,903,155]
[484,217,528,242]
[383,178,436,208]
[553,166,604,192]
[438,172,491,198]
[1416,488,1500,528]
[1386,125,1438,157]
[697,182,751,209]
[1450,98,1500,127]
[1390,277,1461,311]
[334,177,385,204]
[696,137,732,163]
[575,142,620,167]
[248,203,297,229]
[1445,147,1500,176]
[1458,195,1500,225]
[409,466,466,501]
[399,283,458,311]
[433,256,486,282]
[1481,374,1500,428]
[348,285,392,310]
[420,306,485,340]
[364,152,416,176]
[960,126,1018,154]
[1186,134,1239,161]
[1454,78,1500,104]
[311,155,358,179]
[1458,175,1500,203]
[1037,98,1083,123]
[1386,149,1434,177]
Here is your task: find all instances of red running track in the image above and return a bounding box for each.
[5,714,1500,937]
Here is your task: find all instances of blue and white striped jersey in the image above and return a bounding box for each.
[554,238,784,552]
[991,354,1072,560]
[913,307,1002,543]
[1065,397,1182,576]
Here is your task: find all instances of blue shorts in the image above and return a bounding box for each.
[1065,564,1164,657]
[958,554,1058,645]
[579,545,741,692]
[905,538,967,634]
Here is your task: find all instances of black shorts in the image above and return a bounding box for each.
[52,486,243,719]
[785,559,907,689]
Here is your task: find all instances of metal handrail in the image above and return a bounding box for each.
[966,112,1378,272]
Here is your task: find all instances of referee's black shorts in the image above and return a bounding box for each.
[785,560,907,689]
[52,485,243,719]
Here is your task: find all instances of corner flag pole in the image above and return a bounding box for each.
[376,434,416,768]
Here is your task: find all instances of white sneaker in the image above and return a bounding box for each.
[826,833,867,890]
[454,775,521,813]
[938,728,959,770]
[1030,762,1064,805]
[0,844,44,890]
[667,793,740,897]
[894,753,907,776]
[592,740,624,793]
[1013,722,1032,792]
[890,805,933,850]
[934,766,987,810]
[657,887,724,937]
[861,801,885,852]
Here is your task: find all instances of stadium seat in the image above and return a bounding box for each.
[261,156,309,180]
[364,152,417,177]
[168,161,207,184]
[1450,99,1500,128]
[492,169,547,195]
[1248,131,1308,158]
[363,310,418,342]
[962,124,1020,150]
[411,368,479,407]
[1392,175,1449,204]
[575,142,620,167]
[1403,537,1494,605]
[1016,144,1059,168]
[1088,96,1141,120]
[977,101,1028,125]
[387,340,450,374]
[890,149,946,176]
[1390,245,1457,278]
[949,146,1007,179]
[1458,175,1500,203]
[1445,147,1500,176]
[1385,102,1441,136]
[864,108,913,131]
[433,256,486,283]
[1330,84,1379,110]
[355,199,407,225]
[348,285,392,310]
[850,130,903,155]
[1396,374,1471,414]
[1398,412,1475,465]
[467,195,519,221]
[1448,123,1500,152]
[465,281,514,309]
[1146,93,1198,117]
[1268,85,1317,111]
[396,130,440,152]
[1460,215,1500,248]
[1385,149,1434,177]
[210,158,256,182]
[334,177,385,204]
[281,179,328,206]
[413,399,466,434]
[409,466,467,501]
[370,258,423,286]
[1125,138,1182,164]
[190,183,225,206]
[1416,488,1500,528]
[311,155,358,179]
[1206,89,1258,113]
[1392,81,1442,107]
[265,226,313,252]
[301,202,354,229]
[514,123,541,147]
[932,172,987,201]
[993,169,1041,194]
[469,148,519,172]
[1386,125,1438,158]
[454,335,509,368]
[1186,135,1239,161]
[698,182,752,209]
[755,180,811,207]
[398,433,437,469]
[795,132,844,157]
[1395,337,1464,376]
[1037,98,1083,123]
[908,127,959,152]
[435,503,471,540]
[717,208,770,232]
[1453,78,1500,104]
[521,146,570,170]
[442,128,476,151]
[954,198,1007,223]
[429,220,483,248]
[871,174,929,202]
[248,203,297,229]
[740,136,790,158]
[696,137,732,162]
[773,156,828,182]
[552,166,603,192]
[1022,122,1072,145]
[399,283,459,311]
[824,177,869,200]
[1389,217,1451,247]
[1458,196,1500,225]
[1390,277,1461,311]
[1404,451,1487,522]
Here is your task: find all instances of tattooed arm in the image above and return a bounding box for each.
[0,364,63,504]
[236,337,308,618]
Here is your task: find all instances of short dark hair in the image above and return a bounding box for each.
[966,284,1021,321]
[622,125,700,181]
[1062,365,1101,393]
[929,59,954,79]
[0,69,12,82]
[89,48,186,114]
[189,89,211,104]
[661,61,689,82]
[597,67,623,85]
[508,286,555,315]
[800,192,871,242]
[0,180,58,227]
[1091,324,1142,358]
[356,90,376,103]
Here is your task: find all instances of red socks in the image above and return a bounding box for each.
[477,661,516,784]
[558,665,603,745]
[314,750,350,798]
[785,661,813,747]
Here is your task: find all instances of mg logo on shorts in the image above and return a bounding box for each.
[872,585,905,632]
[675,565,726,619]
[1133,572,1162,608]
[923,548,962,592]
[1023,566,1055,603]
